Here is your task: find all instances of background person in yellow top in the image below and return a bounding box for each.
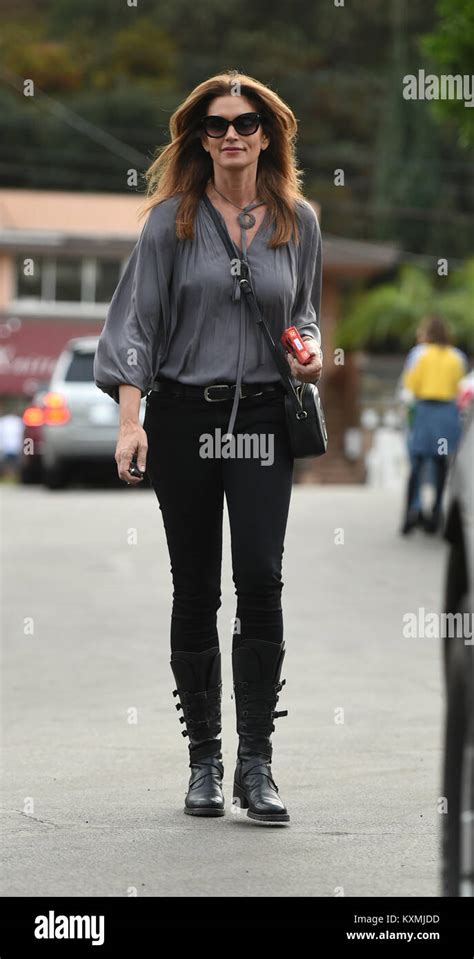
[398,319,429,526]
[401,315,468,534]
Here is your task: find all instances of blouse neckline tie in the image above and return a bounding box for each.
[223,201,266,438]
[205,189,268,437]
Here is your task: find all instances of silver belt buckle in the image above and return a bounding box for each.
[203,383,262,402]
[204,383,231,402]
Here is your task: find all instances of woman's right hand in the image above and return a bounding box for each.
[115,421,148,485]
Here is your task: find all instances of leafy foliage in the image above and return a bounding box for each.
[336,262,474,351]
[422,0,474,147]
[0,0,472,259]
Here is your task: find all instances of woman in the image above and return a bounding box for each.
[93,71,323,826]
[401,315,468,534]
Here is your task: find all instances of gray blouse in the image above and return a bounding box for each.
[93,191,323,435]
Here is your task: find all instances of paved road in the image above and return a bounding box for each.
[1,483,447,897]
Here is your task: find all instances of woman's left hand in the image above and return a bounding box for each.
[286,336,323,384]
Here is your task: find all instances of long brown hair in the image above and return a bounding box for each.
[421,315,452,346]
[138,70,308,247]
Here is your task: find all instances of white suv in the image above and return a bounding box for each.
[41,336,145,489]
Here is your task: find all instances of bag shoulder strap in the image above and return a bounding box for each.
[202,193,303,411]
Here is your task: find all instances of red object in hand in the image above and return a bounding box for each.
[280,326,313,365]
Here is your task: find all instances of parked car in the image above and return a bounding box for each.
[457,371,474,413]
[441,398,474,896]
[20,383,50,484]
[36,336,146,489]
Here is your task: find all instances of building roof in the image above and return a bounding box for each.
[0,188,399,271]
[0,188,143,234]
[322,234,399,274]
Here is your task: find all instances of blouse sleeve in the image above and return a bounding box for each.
[291,201,323,351]
[93,200,177,404]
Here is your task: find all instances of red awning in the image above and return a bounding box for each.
[0,318,103,396]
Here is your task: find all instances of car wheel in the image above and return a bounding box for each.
[44,463,68,490]
[20,463,42,485]
[442,538,474,896]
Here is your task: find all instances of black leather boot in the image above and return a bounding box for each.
[231,638,290,825]
[170,646,225,817]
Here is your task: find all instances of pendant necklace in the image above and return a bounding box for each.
[209,179,265,260]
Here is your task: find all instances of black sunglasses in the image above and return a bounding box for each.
[200,112,263,138]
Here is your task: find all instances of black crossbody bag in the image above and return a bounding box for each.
[203,194,328,458]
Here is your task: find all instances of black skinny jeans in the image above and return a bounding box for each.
[143,387,294,654]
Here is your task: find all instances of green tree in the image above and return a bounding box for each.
[422,0,474,147]
[336,261,474,352]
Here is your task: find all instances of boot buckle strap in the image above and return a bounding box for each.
[177,684,222,706]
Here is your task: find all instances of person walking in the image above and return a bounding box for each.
[401,315,468,534]
[0,407,23,481]
[399,320,433,533]
[93,71,323,825]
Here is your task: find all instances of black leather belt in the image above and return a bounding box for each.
[151,378,285,402]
